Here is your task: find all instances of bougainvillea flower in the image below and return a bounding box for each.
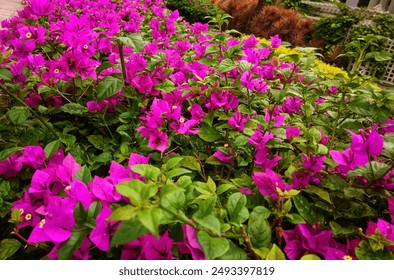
[90,176,121,204]
[89,205,114,251]
[252,169,289,199]
[281,96,302,114]
[208,90,239,111]
[64,179,92,210]
[324,238,360,260]
[242,35,259,50]
[283,223,334,259]
[55,154,81,185]
[254,148,282,170]
[19,145,46,169]
[17,24,46,44]
[301,153,326,173]
[239,187,253,195]
[248,131,274,147]
[0,153,22,177]
[121,231,174,260]
[380,118,394,134]
[213,149,233,163]
[286,125,301,142]
[389,198,394,224]
[24,93,42,107]
[27,0,54,16]
[177,224,205,260]
[347,127,384,157]
[228,111,250,131]
[12,191,41,228]
[28,196,75,243]
[329,148,368,174]
[265,107,284,127]
[132,74,154,94]
[319,130,331,145]
[270,34,282,48]
[147,130,169,153]
[366,219,394,242]
[240,70,257,90]
[139,231,174,260]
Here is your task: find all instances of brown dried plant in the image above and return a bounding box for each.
[210,1,315,47]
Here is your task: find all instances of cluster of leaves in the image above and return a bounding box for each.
[0,0,394,261]
[312,2,394,66]
[265,0,302,9]
[165,0,221,23]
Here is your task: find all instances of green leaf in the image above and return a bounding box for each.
[219,58,237,73]
[355,240,394,260]
[301,254,321,260]
[94,152,112,163]
[44,140,61,160]
[234,135,249,147]
[60,134,76,149]
[194,196,216,219]
[205,156,221,165]
[266,244,286,260]
[193,214,221,236]
[73,202,87,226]
[87,135,109,151]
[110,218,149,248]
[302,186,332,204]
[130,164,161,182]
[117,34,144,52]
[181,156,201,172]
[293,195,324,225]
[160,186,185,212]
[197,231,229,260]
[283,199,292,213]
[87,201,102,220]
[217,184,236,195]
[8,209,22,224]
[321,175,347,191]
[285,213,306,224]
[266,139,294,150]
[165,157,183,170]
[250,206,271,220]
[109,205,138,221]
[227,193,247,222]
[0,68,13,81]
[329,221,359,236]
[0,147,23,162]
[85,201,102,228]
[97,76,124,101]
[166,168,192,179]
[138,207,162,237]
[57,230,86,260]
[339,201,376,219]
[96,61,114,76]
[7,106,31,125]
[61,103,89,115]
[154,79,175,93]
[206,177,216,193]
[198,126,221,142]
[0,239,22,260]
[218,240,248,260]
[73,165,92,185]
[248,207,271,248]
[116,180,154,206]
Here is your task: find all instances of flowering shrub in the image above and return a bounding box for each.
[0,0,394,260]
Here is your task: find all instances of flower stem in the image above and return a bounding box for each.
[117,39,127,81]
[11,229,50,252]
